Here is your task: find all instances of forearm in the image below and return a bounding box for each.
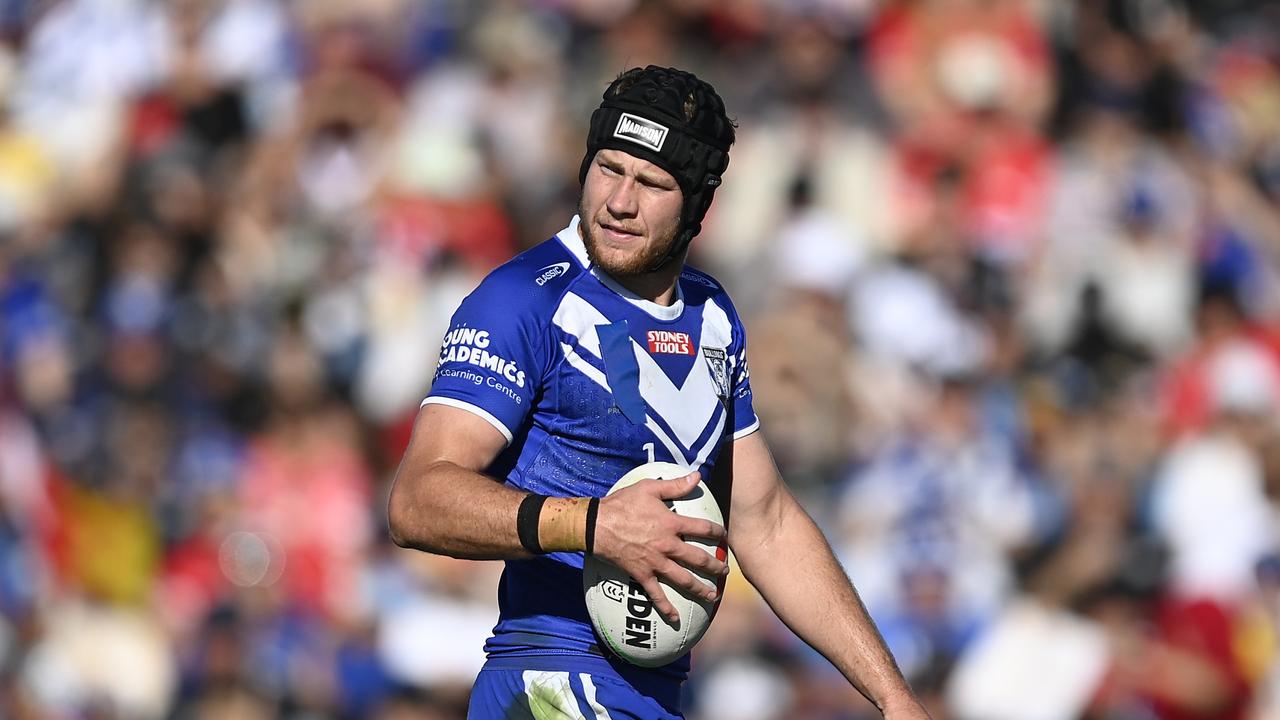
[735,495,916,712]
[388,459,588,560]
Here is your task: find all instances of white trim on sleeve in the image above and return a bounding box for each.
[732,418,761,440]
[420,396,514,445]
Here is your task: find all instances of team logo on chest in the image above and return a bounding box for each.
[647,330,694,355]
[702,347,729,400]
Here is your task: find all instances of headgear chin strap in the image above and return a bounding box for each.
[579,66,735,268]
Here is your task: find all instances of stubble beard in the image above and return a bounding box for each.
[579,196,682,277]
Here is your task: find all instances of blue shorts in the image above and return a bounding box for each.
[467,657,683,719]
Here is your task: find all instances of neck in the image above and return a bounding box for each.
[608,262,683,306]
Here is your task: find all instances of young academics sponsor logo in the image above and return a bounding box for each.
[647,330,694,355]
[437,326,527,389]
[613,113,668,152]
[535,262,570,286]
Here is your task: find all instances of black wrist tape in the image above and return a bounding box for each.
[517,493,549,555]
[585,497,601,556]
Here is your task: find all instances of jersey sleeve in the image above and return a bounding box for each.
[423,275,551,444]
[727,304,760,439]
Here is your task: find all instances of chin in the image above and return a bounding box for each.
[583,217,679,276]
[592,250,647,278]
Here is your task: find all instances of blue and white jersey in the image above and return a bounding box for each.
[423,215,758,701]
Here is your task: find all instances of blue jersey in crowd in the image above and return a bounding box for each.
[423,215,758,713]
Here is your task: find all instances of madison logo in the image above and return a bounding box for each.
[613,113,668,152]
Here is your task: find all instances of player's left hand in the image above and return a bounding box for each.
[592,470,727,623]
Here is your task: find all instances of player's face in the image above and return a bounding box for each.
[579,149,684,276]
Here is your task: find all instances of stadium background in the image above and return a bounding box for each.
[2,0,1280,717]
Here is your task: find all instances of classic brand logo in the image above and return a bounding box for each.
[535,262,570,286]
[647,330,694,355]
[613,113,668,152]
[680,271,719,289]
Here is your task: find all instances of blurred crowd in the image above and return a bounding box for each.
[2,0,1280,718]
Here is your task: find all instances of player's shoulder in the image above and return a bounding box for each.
[678,265,728,300]
[680,264,750,350]
[465,234,589,321]
[680,265,741,314]
[678,264,722,292]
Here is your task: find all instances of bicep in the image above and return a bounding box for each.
[722,430,791,548]
[401,403,510,475]
[387,399,525,555]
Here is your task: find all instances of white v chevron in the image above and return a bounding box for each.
[631,301,731,451]
[551,292,732,458]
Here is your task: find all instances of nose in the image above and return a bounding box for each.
[605,177,638,218]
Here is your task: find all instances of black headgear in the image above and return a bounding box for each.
[579,66,735,264]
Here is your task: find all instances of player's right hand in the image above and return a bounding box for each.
[592,471,728,624]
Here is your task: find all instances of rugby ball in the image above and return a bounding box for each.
[582,461,728,667]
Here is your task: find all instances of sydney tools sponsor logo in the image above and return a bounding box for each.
[614,113,668,152]
[647,330,694,355]
[438,327,527,388]
[535,262,570,286]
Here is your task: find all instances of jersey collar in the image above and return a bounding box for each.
[556,215,591,268]
[558,215,685,321]
[592,267,685,321]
